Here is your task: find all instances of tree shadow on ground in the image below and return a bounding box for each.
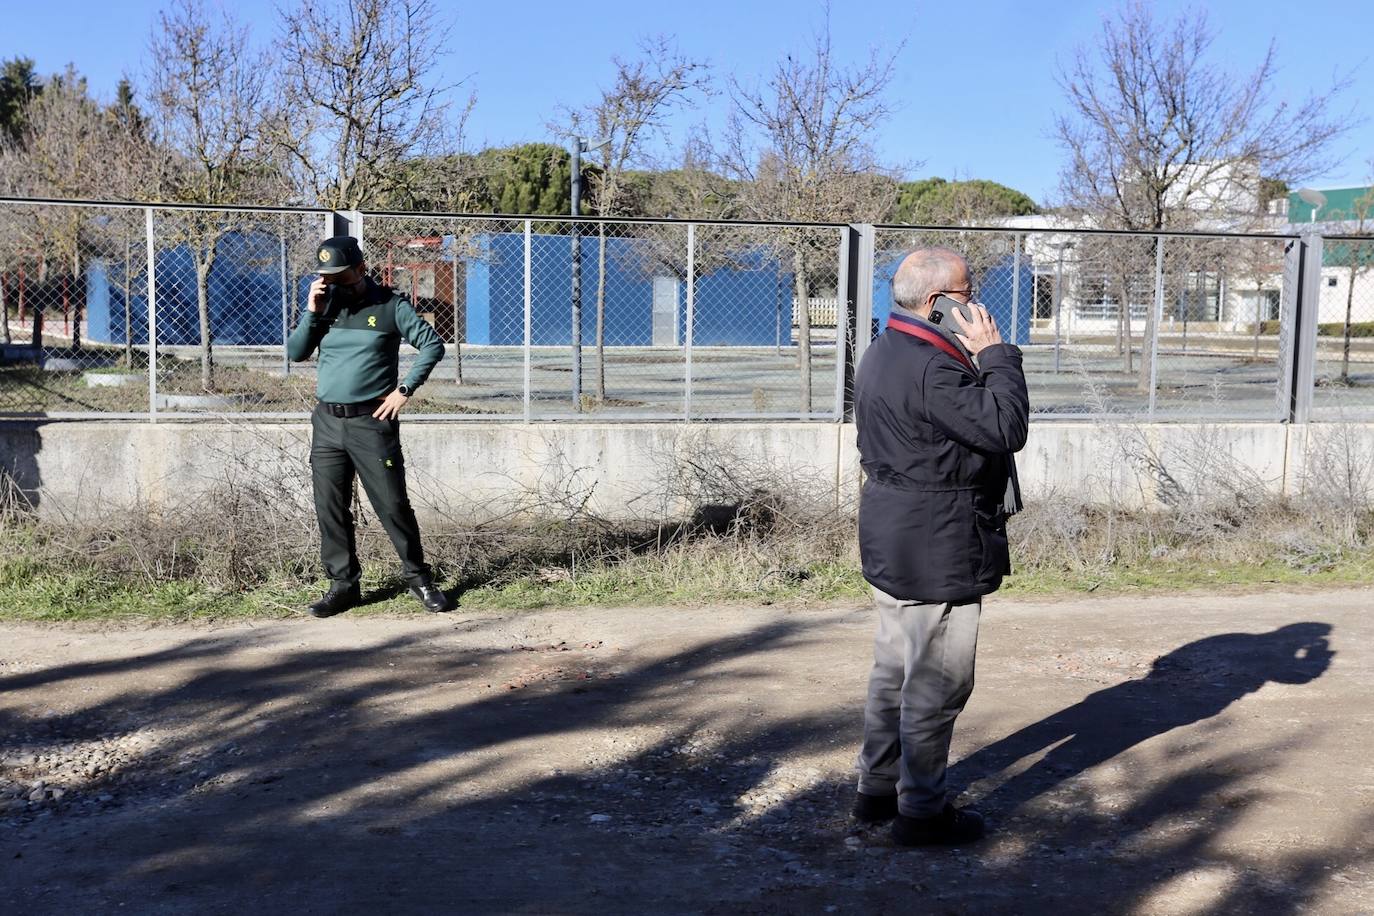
[0,617,1363,915]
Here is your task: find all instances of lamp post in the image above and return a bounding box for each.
[1296,187,1327,224]
[569,136,610,409]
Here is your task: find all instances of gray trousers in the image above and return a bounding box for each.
[856,587,982,817]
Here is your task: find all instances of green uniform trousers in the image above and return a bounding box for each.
[310,404,430,589]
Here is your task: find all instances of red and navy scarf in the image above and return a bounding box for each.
[885,314,976,372]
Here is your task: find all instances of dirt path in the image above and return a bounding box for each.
[2,589,1371,915]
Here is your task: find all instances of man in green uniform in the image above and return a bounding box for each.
[287,235,452,617]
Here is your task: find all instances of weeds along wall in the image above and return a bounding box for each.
[2,421,1371,525]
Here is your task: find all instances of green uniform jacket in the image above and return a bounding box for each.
[287,278,445,403]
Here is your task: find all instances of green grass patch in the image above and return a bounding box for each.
[2,545,1371,623]
[1003,552,1374,596]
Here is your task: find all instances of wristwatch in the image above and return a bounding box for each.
[397,384,413,397]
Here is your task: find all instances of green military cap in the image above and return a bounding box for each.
[316,236,365,274]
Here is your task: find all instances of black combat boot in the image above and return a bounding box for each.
[307,584,360,619]
[410,580,454,613]
[851,791,899,823]
[891,803,985,846]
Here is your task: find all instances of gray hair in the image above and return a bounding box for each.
[891,247,968,313]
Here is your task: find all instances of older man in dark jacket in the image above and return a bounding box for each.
[851,247,1029,846]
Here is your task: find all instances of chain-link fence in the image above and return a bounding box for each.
[148,207,327,416]
[868,226,1352,421]
[0,201,331,417]
[1310,236,1374,419]
[357,212,846,420]
[1,197,1368,423]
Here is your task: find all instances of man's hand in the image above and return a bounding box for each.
[372,389,410,421]
[307,276,329,313]
[949,303,1003,355]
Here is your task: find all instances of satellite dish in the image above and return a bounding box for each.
[1297,188,1328,209]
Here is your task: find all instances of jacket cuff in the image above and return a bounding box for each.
[979,343,1023,367]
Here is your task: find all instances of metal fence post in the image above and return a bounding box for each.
[279,216,289,377]
[452,222,462,384]
[523,219,532,423]
[684,222,695,421]
[833,226,851,420]
[1011,233,1022,347]
[1289,232,1323,424]
[844,223,876,421]
[1053,246,1065,374]
[328,210,361,241]
[1148,235,1166,419]
[145,206,158,423]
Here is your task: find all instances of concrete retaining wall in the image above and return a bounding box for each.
[1,420,1370,522]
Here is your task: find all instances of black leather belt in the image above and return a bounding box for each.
[318,399,383,418]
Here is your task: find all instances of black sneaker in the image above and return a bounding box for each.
[410,581,454,613]
[891,804,985,846]
[307,585,360,619]
[851,791,899,823]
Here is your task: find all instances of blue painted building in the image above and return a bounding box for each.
[461,232,793,347]
[85,229,799,348]
[87,232,290,346]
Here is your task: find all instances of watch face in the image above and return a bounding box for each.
[398,385,411,396]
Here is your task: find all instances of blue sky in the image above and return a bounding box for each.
[7,0,1374,205]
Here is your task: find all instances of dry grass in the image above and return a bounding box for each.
[0,410,1371,620]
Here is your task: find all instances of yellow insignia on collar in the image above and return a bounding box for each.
[367,315,377,327]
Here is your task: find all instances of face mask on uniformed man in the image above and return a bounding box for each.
[332,280,366,307]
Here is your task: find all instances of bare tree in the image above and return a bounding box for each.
[721,16,902,413]
[1230,234,1285,362]
[1055,0,1352,392]
[2,67,107,348]
[563,36,709,403]
[150,0,275,391]
[272,0,464,210]
[104,80,167,368]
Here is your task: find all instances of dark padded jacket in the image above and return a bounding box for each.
[854,327,1030,602]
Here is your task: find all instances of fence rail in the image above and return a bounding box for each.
[0,199,1370,422]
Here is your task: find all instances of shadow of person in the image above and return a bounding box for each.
[953,622,1334,818]
[0,418,44,510]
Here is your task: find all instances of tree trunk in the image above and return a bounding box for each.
[1252,283,1263,362]
[123,235,134,369]
[1136,238,1159,394]
[1340,265,1358,383]
[570,224,582,411]
[793,248,812,414]
[71,248,83,349]
[197,250,216,391]
[0,270,9,346]
[1114,272,1134,375]
[451,247,463,386]
[595,223,607,403]
[1115,278,1125,356]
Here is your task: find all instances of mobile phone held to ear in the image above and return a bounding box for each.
[317,285,338,321]
[929,294,975,329]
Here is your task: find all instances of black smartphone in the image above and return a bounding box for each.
[315,284,338,320]
[929,294,975,329]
